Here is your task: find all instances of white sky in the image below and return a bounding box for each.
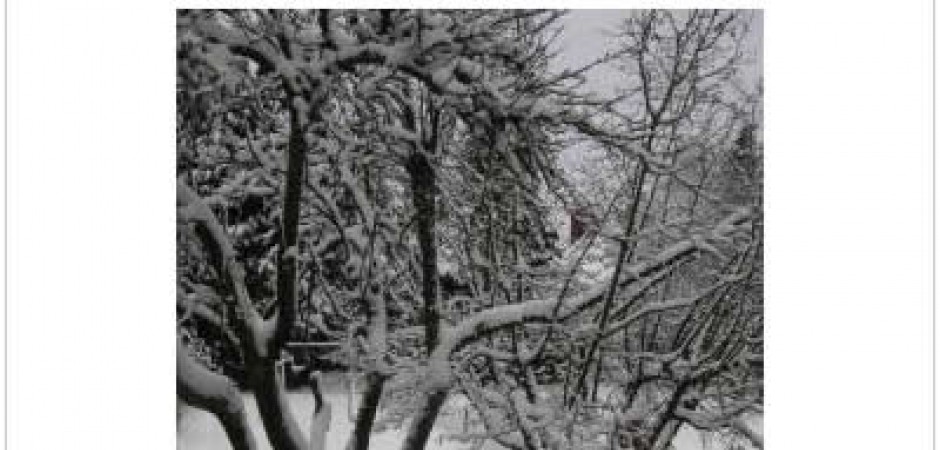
[555,9,764,96]
[553,9,763,171]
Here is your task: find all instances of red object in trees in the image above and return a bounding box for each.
[569,207,595,243]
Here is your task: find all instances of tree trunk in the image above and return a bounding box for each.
[407,152,440,354]
[273,96,308,347]
[247,358,308,450]
[247,94,317,450]
[346,372,386,450]
[400,388,449,450]
[400,149,447,450]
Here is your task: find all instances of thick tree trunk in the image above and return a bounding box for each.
[400,388,449,450]
[177,342,258,450]
[273,98,308,347]
[398,128,446,450]
[246,95,318,450]
[407,153,440,354]
[247,358,308,450]
[179,85,322,450]
[346,372,386,450]
[399,150,448,450]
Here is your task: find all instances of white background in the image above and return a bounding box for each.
[3,0,933,449]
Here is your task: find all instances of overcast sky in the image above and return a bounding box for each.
[551,10,763,172]
[554,9,764,96]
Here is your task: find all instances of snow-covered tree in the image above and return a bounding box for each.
[177,9,762,450]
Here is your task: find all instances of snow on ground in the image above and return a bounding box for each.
[177,383,758,450]
[178,386,500,450]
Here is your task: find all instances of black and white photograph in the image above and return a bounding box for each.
[4,2,934,450]
[175,9,762,450]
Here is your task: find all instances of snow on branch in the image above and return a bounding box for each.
[433,207,753,359]
[177,338,258,450]
[177,177,270,350]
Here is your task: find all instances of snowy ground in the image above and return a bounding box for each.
[177,388,495,450]
[177,381,758,450]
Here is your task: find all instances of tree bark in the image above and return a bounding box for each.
[400,388,449,450]
[246,357,308,450]
[346,372,386,450]
[247,96,316,450]
[407,152,441,354]
[273,97,308,348]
